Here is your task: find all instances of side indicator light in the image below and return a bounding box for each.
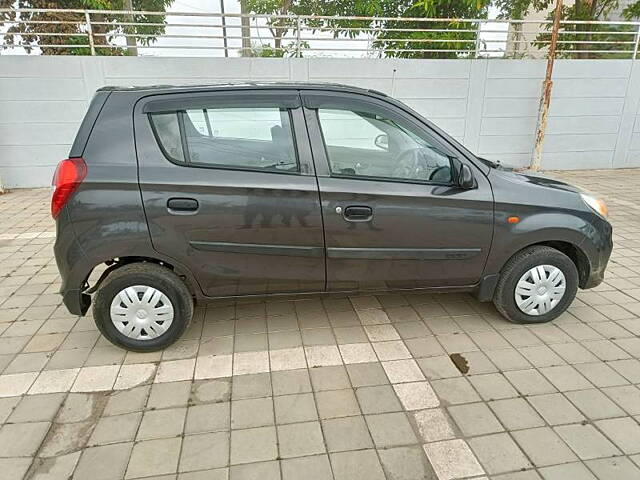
[507,216,520,224]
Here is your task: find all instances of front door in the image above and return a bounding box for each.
[302,91,493,292]
[135,89,325,297]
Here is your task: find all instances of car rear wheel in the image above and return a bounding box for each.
[493,246,578,324]
[93,263,193,352]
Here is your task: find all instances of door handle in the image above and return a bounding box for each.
[343,206,373,222]
[167,197,199,213]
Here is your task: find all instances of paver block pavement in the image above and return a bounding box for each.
[277,421,326,458]
[0,422,51,457]
[322,415,373,452]
[76,442,133,480]
[1,172,640,479]
[330,449,386,480]
[230,426,277,465]
[179,432,230,473]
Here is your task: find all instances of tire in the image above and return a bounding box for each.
[493,246,578,324]
[92,263,194,352]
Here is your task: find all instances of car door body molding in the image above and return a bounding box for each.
[327,247,482,260]
[190,240,324,258]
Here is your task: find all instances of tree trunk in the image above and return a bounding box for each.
[91,13,111,54]
[240,0,252,56]
[274,0,292,55]
[574,0,596,59]
[273,25,288,54]
[123,0,138,56]
[274,30,282,53]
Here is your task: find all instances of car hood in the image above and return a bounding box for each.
[488,167,582,194]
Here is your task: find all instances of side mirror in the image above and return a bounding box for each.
[458,164,475,189]
[374,134,389,151]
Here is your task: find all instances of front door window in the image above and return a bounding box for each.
[317,108,453,184]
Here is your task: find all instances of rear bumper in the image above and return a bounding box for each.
[54,213,93,316]
[62,289,91,316]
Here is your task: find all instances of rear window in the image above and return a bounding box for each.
[150,106,299,173]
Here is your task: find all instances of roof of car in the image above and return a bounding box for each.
[97,81,388,97]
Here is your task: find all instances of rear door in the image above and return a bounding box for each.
[134,89,325,297]
[302,90,494,291]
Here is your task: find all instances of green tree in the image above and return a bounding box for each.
[242,0,492,58]
[1,0,173,55]
[495,0,640,58]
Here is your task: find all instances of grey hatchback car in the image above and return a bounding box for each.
[53,82,613,352]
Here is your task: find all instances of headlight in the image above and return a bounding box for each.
[580,193,608,218]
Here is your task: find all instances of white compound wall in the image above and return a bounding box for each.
[1,56,639,187]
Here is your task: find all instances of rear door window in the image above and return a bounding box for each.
[150,105,299,173]
[151,113,185,162]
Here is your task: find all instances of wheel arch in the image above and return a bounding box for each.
[477,238,591,303]
[529,240,590,288]
[491,242,581,324]
[495,239,590,289]
[91,256,199,296]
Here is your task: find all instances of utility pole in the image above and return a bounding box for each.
[123,0,138,56]
[219,0,229,57]
[530,0,563,171]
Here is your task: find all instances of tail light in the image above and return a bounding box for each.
[51,157,87,218]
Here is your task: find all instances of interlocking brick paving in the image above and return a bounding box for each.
[0,169,639,479]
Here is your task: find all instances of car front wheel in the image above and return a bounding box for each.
[93,263,194,351]
[493,246,578,324]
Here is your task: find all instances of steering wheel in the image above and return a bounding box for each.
[429,165,452,183]
[392,148,426,180]
[392,148,451,182]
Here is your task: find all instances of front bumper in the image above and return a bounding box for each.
[582,244,612,289]
[581,216,613,289]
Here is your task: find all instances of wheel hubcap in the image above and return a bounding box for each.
[514,265,566,316]
[110,285,174,340]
